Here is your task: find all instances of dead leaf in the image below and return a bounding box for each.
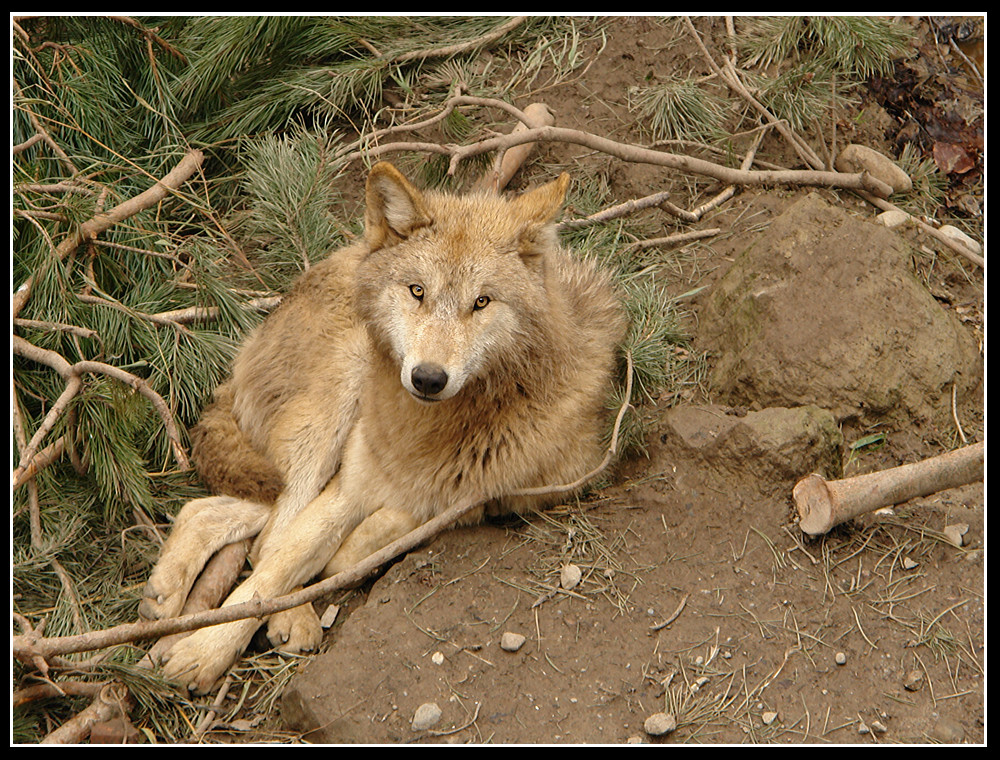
[933,141,975,174]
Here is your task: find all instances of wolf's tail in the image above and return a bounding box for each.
[189,383,284,503]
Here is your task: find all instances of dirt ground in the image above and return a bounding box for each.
[206,18,985,744]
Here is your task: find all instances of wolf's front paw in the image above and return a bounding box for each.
[161,620,258,694]
[138,569,194,621]
[267,604,323,654]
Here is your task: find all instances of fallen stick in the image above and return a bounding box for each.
[794,441,984,536]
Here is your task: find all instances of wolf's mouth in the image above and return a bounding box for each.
[409,391,442,404]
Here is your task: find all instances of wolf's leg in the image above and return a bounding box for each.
[249,373,364,563]
[261,508,420,655]
[161,479,364,694]
[321,507,421,579]
[140,496,270,621]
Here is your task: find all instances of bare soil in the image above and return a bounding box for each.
[213,18,986,744]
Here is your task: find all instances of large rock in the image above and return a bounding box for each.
[658,403,843,484]
[697,193,981,427]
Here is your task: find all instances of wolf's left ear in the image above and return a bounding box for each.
[365,162,433,250]
[514,173,570,264]
[515,173,570,225]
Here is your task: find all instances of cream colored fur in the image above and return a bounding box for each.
[140,162,626,693]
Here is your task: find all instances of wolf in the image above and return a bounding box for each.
[139,161,627,694]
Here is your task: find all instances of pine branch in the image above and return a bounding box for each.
[13,149,204,319]
[12,335,191,487]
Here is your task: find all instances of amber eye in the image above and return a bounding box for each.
[409,284,424,300]
[473,295,491,311]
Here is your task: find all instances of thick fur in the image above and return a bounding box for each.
[140,162,626,693]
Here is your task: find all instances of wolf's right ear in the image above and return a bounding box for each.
[365,162,433,250]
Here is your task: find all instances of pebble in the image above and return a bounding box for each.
[943,523,969,548]
[835,143,913,194]
[319,604,340,628]
[643,712,677,736]
[871,720,888,734]
[761,711,778,726]
[560,564,582,590]
[938,225,982,255]
[901,556,919,570]
[875,208,910,228]
[903,669,924,692]
[431,651,444,665]
[500,631,526,652]
[835,652,847,666]
[411,702,442,731]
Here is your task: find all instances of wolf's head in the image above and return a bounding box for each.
[355,162,570,403]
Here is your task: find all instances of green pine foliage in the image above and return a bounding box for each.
[240,122,351,281]
[164,15,571,144]
[630,16,914,148]
[630,75,730,144]
[737,16,914,79]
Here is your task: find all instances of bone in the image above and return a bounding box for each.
[794,441,984,536]
[474,102,556,194]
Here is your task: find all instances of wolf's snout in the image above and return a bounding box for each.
[411,363,449,397]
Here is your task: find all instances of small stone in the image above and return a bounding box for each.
[835,143,913,194]
[411,702,442,731]
[500,631,526,652]
[626,735,646,744]
[319,604,340,629]
[835,652,847,666]
[690,676,709,693]
[560,564,582,590]
[431,651,445,665]
[902,556,919,570]
[929,716,965,743]
[858,721,870,735]
[871,720,888,734]
[903,669,924,692]
[938,225,982,255]
[943,523,969,548]
[762,711,778,726]
[643,712,677,736]
[875,208,910,228]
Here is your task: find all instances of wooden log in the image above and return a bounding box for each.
[794,441,984,536]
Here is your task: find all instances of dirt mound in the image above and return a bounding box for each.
[696,193,982,427]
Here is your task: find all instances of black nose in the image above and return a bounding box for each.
[411,364,448,396]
